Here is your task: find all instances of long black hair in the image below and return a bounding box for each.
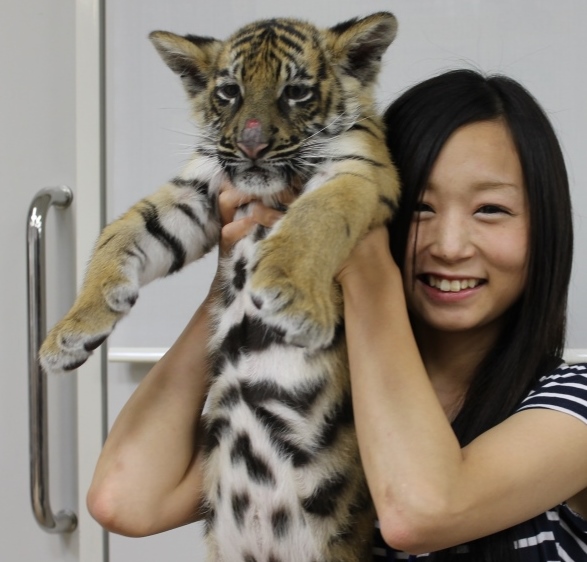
[383,69,573,561]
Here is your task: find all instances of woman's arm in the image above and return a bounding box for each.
[339,227,587,554]
[87,295,212,537]
[87,186,285,537]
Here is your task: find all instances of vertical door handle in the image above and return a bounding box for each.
[26,186,77,533]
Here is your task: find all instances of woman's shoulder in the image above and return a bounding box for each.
[516,362,587,425]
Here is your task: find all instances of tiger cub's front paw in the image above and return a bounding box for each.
[248,238,338,350]
[39,276,139,374]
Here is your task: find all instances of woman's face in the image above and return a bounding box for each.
[403,120,529,339]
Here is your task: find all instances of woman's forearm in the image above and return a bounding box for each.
[87,298,213,536]
[340,244,463,552]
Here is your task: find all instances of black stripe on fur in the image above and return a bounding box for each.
[230,433,276,486]
[138,201,186,274]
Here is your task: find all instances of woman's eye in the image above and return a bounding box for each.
[217,83,240,100]
[283,84,313,102]
[414,202,434,214]
[476,205,510,215]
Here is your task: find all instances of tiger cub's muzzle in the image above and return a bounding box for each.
[225,118,300,198]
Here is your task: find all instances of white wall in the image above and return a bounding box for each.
[104,1,587,559]
[106,0,587,350]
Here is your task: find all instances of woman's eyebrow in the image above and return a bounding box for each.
[472,181,523,191]
[424,180,523,194]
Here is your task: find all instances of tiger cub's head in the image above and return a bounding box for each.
[150,13,397,196]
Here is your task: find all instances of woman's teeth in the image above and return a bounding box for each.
[427,275,480,292]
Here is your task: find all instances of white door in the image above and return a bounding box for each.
[0,0,106,561]
[0,1,79,558]
[103,1,587,561]
[1,1,78,560]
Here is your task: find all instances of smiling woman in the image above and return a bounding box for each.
[339,69,583,561]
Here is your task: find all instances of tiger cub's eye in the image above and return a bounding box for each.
[283,84,313,102]
[217,83,240,100]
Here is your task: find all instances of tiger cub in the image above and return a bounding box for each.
[41,12,401,561]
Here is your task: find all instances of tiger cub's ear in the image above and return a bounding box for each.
[149,31,223,96]
[326,12,398,86]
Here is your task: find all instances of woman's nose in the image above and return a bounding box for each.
[428,216,474,263]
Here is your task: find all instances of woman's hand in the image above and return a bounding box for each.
[336,226,402,289]
[217,182,290,254]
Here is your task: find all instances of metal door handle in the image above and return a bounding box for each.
[27,186,77,533]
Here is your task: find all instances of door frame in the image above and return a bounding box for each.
[76,1,108,561]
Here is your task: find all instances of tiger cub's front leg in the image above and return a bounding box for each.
[40,179,220,373]
[250,151,400,350]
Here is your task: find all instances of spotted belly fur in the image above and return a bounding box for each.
[201,232,375,562]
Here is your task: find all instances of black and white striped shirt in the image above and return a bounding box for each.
[373,363,587,561]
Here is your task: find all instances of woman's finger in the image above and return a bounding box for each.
[249,202,284,228]
[219,204,285,255]
[217,180,295,255]
[220,216,255,254]
[218,182,254,226]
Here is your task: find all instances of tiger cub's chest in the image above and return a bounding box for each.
[202,226,355,560]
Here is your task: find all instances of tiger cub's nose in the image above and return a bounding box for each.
[238,118,269,160]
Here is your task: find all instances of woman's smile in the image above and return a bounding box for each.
[421,274,484,293]
[417,274,486,304]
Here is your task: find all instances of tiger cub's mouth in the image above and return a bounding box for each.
[230,163,291,197]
